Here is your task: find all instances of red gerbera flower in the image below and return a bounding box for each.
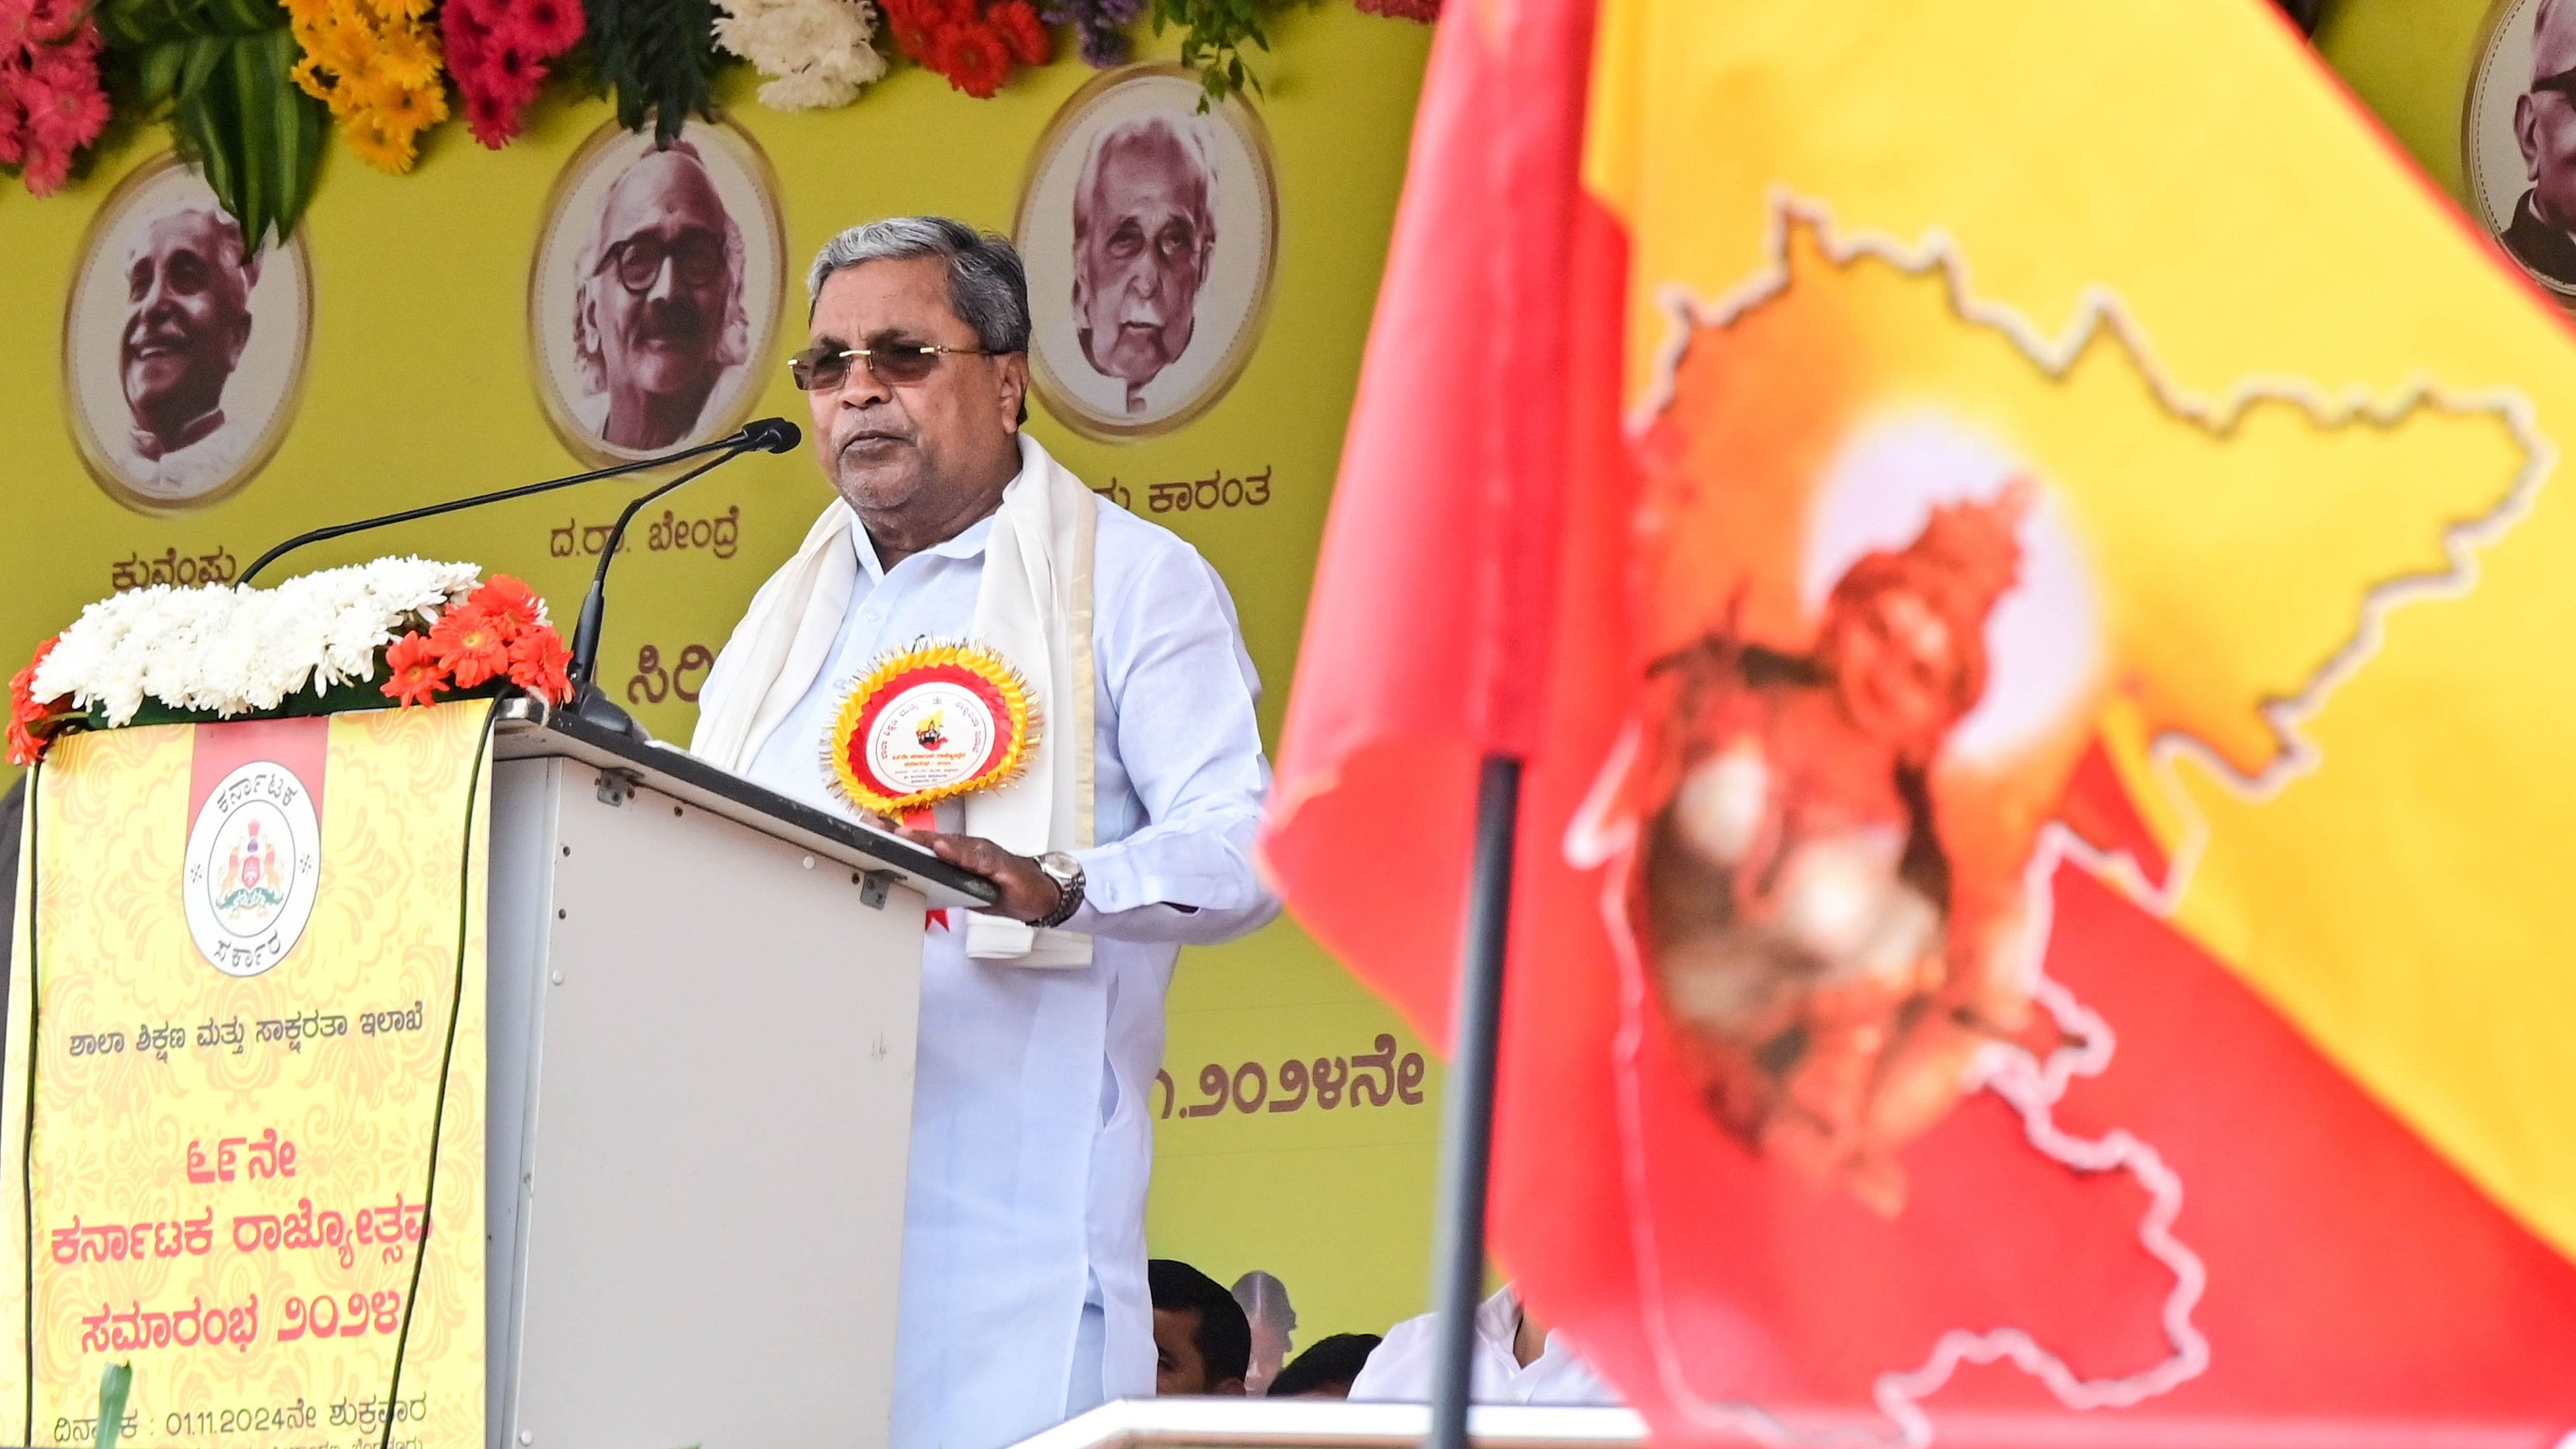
[877,0,938,59]
[987,0,1048,67]
[469,574,546,641]
[461,86,522,149]
[497,0,584,57]
[381,632,448,708]
[8,635,64,765]
[933,18,1011,98]
[506,628,574,704]
[428,604,511,689]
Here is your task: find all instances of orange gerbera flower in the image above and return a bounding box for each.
[8,636,64,766]
[381,632,448,707]
[471,574,545,640]
[429,603,510,687]
[506,626,574,703]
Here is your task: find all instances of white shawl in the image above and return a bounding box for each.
[691,432,1097,966]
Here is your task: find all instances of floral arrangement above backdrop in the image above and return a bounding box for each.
[0,0,1435,230]
[8,557,575,766]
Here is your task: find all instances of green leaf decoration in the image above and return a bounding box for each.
[96,1362,133,1449]
[588,0,720,145]
[96,0,327,246]
[96,0,290,45]
[1147,0,1275,108]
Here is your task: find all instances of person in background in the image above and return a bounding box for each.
[2511,0,2576,285]
[1230,1269,1296,1394]
[1069,112,1217,416]
[572,142,749,451]
[118,205,261,498]
[1348,1285,1619,1407]
[1149,1259,1250,1396]
[1265,1333,1381,1399]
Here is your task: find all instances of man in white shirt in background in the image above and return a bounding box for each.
[690,216,1278,1449]
[1349,1285,1622,1407]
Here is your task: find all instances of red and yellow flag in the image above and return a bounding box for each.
[1267,0,2576,1438]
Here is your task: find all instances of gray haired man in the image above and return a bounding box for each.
[689,218,1278,1449]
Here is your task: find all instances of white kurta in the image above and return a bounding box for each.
[702,457,1278,1449]
[1347,1287,1623,1407]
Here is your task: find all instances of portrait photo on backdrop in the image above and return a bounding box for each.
[61,152,313,514]
[529,118,787,462]
[2466,0,2576,297]
[1017,64,1279,439]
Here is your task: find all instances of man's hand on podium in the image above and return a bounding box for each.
[901,828,1067,924]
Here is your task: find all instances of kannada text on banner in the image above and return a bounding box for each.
[1,703,490,1449]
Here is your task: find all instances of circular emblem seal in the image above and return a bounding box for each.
[827,642,1037,818]
[184,760,322,977]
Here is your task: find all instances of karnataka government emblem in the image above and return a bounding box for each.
[825,641,1037,818]
[184,759,322,976]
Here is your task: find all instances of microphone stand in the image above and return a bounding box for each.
[560,444,759,737]
[237,430,763,586]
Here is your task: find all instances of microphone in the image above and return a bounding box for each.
[563,418,803,735]
[237,420,790,586]
[739,416,803,455]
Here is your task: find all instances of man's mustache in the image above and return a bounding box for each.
[122,317,192,361]
[833,415,916,453]
[628,295,708,345]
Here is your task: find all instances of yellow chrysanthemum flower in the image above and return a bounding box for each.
[287,0,451,167]
[372,22,439,90]
[339,112,417,174]
[288,53,331,102]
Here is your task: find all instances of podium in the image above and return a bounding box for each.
[480,696,994,1449]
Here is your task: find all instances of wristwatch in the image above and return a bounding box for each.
[1030,850,1086,929]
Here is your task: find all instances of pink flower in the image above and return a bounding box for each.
[461,86,521,148]
[21,135,72,194]
[0,96,25,168]
[0,0,36,51]
[499,0,583,57]
[24,0,78,44]
[24,44,106,154]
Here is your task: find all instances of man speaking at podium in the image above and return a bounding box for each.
[689,217,1279,1449]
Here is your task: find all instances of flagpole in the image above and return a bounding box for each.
[1427,754,1523,1449]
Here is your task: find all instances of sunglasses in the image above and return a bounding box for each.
[601,230,726,293]
[788,342,998,391]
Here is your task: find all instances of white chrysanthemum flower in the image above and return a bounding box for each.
[30,556,485,725]
[717,0,884,111]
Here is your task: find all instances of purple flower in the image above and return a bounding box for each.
[1040,0,1141,67]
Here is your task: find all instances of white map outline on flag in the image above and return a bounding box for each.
[1567,189,2549,1448]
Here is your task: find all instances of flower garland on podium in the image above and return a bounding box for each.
[7,557,576,767]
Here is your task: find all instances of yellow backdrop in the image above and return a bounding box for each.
[0,7,1439,1361]
[0,0,2525,1378]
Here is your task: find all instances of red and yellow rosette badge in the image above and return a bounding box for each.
[826,640,1038,818]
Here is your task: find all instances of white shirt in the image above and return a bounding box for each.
[1348,1287,1622,1407]
[116,417,251,501]
[713,459,1279,1449]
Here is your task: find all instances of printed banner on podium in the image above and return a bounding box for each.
[1,701,490,1449]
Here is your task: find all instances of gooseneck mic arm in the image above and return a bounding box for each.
[563,416,803,728]
[235,422,787,587]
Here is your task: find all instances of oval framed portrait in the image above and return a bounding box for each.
[1016,63,1281,442]
[61,151,314,516]
[528,117,788,465]
[2466,0,2576,303]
